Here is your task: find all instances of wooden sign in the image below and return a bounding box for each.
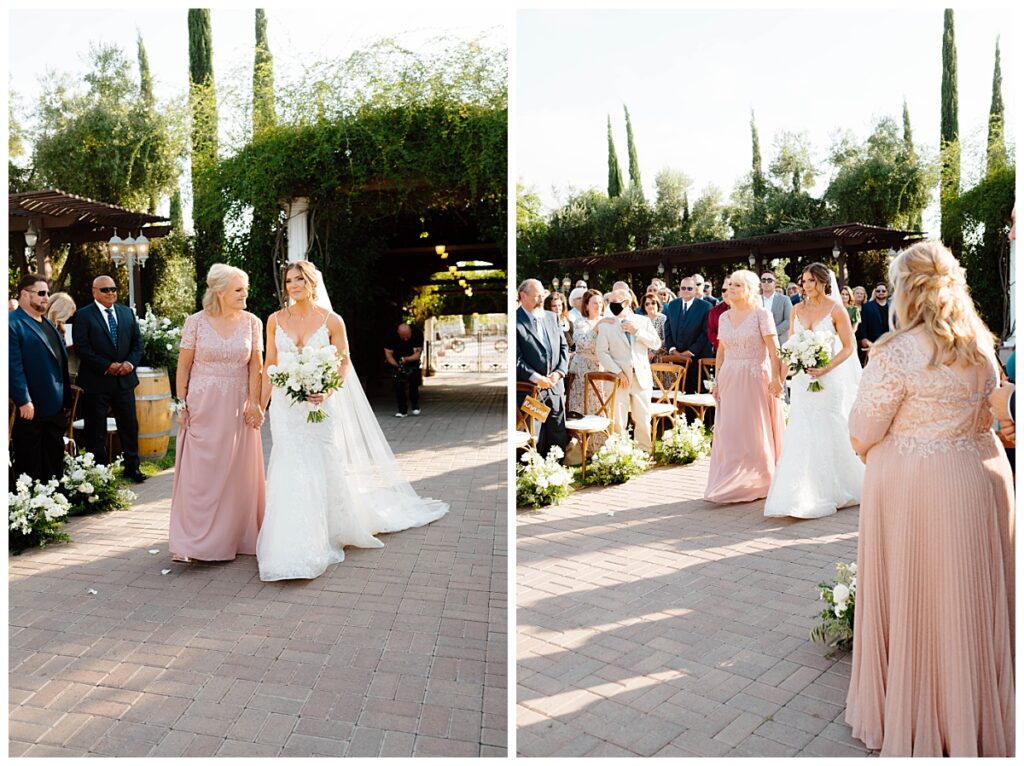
[521,395,550,423]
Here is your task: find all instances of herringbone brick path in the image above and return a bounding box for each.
[517,457,871,757]
[10,373,507,757]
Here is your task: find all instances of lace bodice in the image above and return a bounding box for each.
[181,311,262,396]
[850,333,996,456]
[275,319,330,353]
[719,307,776,362]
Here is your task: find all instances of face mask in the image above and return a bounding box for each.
[609,302,625,316]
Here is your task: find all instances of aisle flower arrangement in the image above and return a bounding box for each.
[62,452,136,516]
[656,419,711,465]
[517,446,574,508]
[585,432,652,485]
[811,561,857,653]
[8,474,72,553]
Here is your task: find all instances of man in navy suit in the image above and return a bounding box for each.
[856,282,890,354]
[72,275,146,482]
[9,274,72,483]
[516,279,568,457]
[663,276,712,393]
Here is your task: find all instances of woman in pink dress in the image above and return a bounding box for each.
[169,264,266,562]
[704,270,785,503]
[845,242,1014,756]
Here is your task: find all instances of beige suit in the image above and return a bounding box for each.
[595,314,660,450]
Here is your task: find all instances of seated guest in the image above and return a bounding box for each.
[567,287,586,324]
[641,292,667,351]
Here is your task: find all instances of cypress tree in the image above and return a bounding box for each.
[940,8,960,251]
[986,37,1006,176]
[252,9,276,136]
[902,99,923,231]
[750,111,765,199]
[188,8,222,303]
[607,115,623,198]
[137,34,157,214]
[169,189,183,232]
[624,105,642,196]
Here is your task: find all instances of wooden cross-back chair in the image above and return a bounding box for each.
[649,362,685,451]
[515,381,539,451]
[565,370,619,480]
[678,358,717,423]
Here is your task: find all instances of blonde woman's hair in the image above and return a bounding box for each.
[873,241,997,368]
[202,263,249,316]
[283,260,319,302]
[728,270,760,308]
[46,292,76,331]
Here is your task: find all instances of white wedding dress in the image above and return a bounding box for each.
[763,311,865,519]
[257,321,449,581]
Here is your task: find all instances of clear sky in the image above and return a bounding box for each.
[517,8,1015,238]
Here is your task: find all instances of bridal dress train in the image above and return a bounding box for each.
[257,323,448,581]
[763,312,864,519]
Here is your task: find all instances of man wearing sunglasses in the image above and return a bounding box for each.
[8,274,72,483]
[855,282,890,354]
[759,273,792,344]
[662,276,712,393]
[72,275,146,482]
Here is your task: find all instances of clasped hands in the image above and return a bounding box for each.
[243,402,264,429]
[535,371,563,390]
[105,362,134,376]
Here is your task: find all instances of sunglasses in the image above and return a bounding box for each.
[760,277,775,283]
[98,287,118,294]
[29,289,49,296]
[680,286,695,292]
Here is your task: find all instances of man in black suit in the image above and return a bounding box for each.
[663,276,712,393]
[856,282,890,354]
[72,275,146,482]
[9,274,72,483]
[516,278,568,457]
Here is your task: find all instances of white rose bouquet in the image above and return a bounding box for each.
[811,561,857,654]
[779,328,834,392]
[516,446,575,509]
[8,474,72,552]
[267,345,346,423]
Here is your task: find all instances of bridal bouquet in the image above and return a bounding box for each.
[267,346,346,423]
[811,561,857,654]
[779,328,834,392]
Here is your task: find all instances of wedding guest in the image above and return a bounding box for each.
[516,279,568,457]
[856,282,890,353]
[759,272,792,344]
[9,275,71,483]
[787,283,801,305]
[663,276,712,392]
[544,291,574,351]
[706,277,732,352]
[169,264,266,563]
[46,292,79,382]
[658,287,675,308]
[839,285,861,335]
[641,292,667,349]
[8,297,19,312]
[846,241,1014,757]
[567,289,611,453]
[704,270,784,503]
[852,285,868,309]
[73,276,146,482]
[567,287,586,324]
[595,288,659,451]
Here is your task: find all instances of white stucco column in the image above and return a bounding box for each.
[285,197,309,263]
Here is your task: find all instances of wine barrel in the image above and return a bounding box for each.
[135,367,172,460]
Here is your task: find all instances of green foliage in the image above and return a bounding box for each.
[516,446,575,509]
[62,452,136,517]
[811,562,857,655]
[584,432,653,485]
[624,104,642,196]
[987,38,1006,177]
[655,420,711,465]
[607,115,623,198]
[941,8,961,251]
[252,9,276,136]
[652,168,692,245]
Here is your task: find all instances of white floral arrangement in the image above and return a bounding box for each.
[8,474,71,551]
[267,345,347,423]
[586,432,653,485]
[779,328,834,392]
[62,452,136,516]
[811,561,857,653]
[516,446,575,509]
[656,419,711,465]
[139,305,183,370]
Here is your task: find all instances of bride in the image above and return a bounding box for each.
[764,262,864,519]
[256,260,448,581]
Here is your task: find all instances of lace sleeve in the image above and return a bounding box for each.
[180,313,198,350]
[758,307,778,337]
[249,312,264,353]
[849,340,908,449]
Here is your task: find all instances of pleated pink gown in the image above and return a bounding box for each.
[169,312,266,561]
[846,333,1014,756]
[704,308,784,503]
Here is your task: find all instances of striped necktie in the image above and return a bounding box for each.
[106,307,119,347]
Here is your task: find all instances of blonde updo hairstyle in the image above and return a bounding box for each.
[202,263,249,316]
[284,260,319,303]
[874,241,996,368]
[727,270,760,309]
[46,292,77,333]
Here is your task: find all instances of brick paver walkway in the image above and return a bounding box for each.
[10,373,507,757]
[517,457,871,757]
